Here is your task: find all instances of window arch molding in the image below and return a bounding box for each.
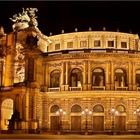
[115,104,126,113]
[71,104,82,113]
[93,104,104,113]
[50,105,60,113]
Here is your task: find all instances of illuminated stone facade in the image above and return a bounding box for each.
[1,25,140,133]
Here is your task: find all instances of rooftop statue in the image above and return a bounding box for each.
[9,8,52,50]
[9,8,38,31]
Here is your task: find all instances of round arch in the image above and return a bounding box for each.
[93,104,104,113]
[116,104,126,113]
[71,104,82,113]
[92,104,104,131]
[50,105,59,113]
[92,68,105,86]
[50,69,61,88]
[114,68,127,87]
[1,98,14,130]
[70,68,83,87]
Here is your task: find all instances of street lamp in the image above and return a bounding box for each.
[56,108,66,133]
[110,107,119,134]
[134,108,140,131]
[82,108,92,134]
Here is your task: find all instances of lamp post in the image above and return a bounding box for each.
[56,108,66,134]
[82,108,92,134]
[134,108,140,131]
[110,107,119,134]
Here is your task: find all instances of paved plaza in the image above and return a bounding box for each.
[0,134,140,140]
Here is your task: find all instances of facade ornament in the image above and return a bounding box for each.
[9,8,38,31]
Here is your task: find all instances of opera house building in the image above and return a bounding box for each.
[1,8,140,134]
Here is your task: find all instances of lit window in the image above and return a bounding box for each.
[80,41,87,48]
[108,41,114,47]
[67,42,73,48]
[55,43,60,50]
[94,40,101,47]
[121,42,127,48]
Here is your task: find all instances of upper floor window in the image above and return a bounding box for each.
[80,40,87,48]
[70,68,83,87]
[50,70,60,88]
[115,69,127,87]
[121,42,127,48]
[92,68,105,86]
[67,42,73,48]
[136,70,140,87]
[55,43,60,50]
[108,41,114,47]
[94,40,101,47]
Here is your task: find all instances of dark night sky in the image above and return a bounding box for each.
[0,1,140,36]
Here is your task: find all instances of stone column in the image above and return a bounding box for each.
[105,61,111,90]
[31,90,38,130]
[132,62,136,90]
[61,62,65,91]
[42,63,47,92]
[101,34,106,48]
[88,61,92,90]
[83,61,88,91]
[45,63,49,91]
[24,88,29,130]
[65,61,69,91]
[128,62,133,91]
[110,61,115,90]
[88,35,92,48]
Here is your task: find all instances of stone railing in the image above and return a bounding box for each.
[92,86,105,90]
[48,87,60,92]
[115,87,128,91]
[69,87,82,91]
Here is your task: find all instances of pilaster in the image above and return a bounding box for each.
[110,61,115,90]
[87,61,92,90]
[65,61,69,91]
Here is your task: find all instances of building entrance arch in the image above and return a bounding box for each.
[1,98,14,130]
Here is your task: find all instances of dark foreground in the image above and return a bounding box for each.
[0,134,140,140]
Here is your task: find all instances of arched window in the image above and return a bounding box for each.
[50,70,60,88]
[116,105,126,113]
[92,68,105,86]
[136,70,140,87]
[1,99,14,130]
[115,69,127,87]
[50,105,59,113]
[71,105,82,113]
[93,105,104,113]
[70,68,82,87]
